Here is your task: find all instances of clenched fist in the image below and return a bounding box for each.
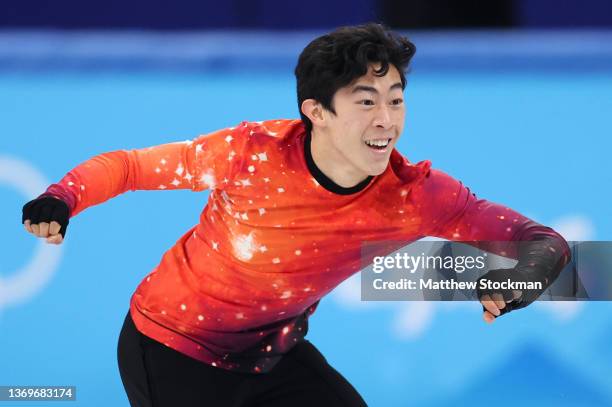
[476,267,542,324]
[22,196,70,245]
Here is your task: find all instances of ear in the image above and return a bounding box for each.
[301,99,327,129]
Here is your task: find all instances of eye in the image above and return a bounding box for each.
[391,98,404,106]
[358,99,375,106]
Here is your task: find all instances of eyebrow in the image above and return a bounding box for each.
[351,82,403,94]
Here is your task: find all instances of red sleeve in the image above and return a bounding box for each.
[414,168,570,262]
[40,122,249,217]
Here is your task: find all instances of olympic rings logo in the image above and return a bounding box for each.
[0,156,64,311]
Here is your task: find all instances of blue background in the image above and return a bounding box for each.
[1,31,611,406]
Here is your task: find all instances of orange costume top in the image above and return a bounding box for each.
[42,119,567,373]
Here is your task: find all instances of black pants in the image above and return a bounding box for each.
[117,312,367,407]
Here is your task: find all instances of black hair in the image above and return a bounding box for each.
[295,23,416,133]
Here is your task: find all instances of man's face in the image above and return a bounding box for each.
[323,64,405,178]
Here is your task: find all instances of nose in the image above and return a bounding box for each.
[373,103,392,129]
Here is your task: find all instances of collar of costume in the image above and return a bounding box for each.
[304,131,374,195]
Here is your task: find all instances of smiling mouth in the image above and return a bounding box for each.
[364,138,392,150]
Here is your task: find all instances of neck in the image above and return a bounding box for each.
[309,128,370,188]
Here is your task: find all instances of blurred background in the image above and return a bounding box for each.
[1,1,611,406]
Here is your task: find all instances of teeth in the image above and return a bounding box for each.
[365,139,390,147]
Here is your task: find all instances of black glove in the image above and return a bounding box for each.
[476,267,543,318]
[22,196,70,238]
[476,237,570,319]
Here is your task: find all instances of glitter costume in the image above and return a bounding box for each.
[40,119,569,373]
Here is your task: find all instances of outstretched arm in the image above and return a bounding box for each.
[414,168,571,322]
[22,123,248,243]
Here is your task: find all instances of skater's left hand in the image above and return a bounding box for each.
[476,267,538,324]
[480,291,522,323]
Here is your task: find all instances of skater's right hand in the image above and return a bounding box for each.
[22,196,70,245]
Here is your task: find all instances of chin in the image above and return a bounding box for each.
[367,163,389,176]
